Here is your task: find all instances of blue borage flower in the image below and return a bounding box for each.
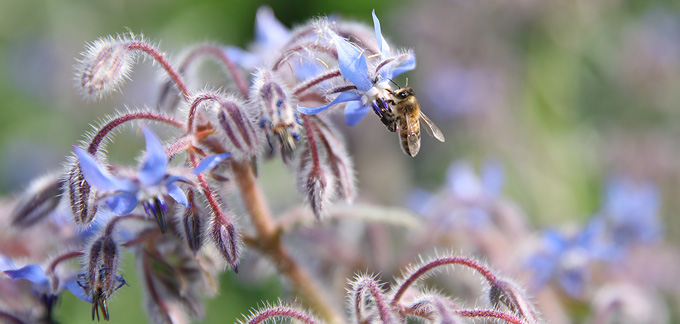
[4,264,89,311]
[297,10,416,126]
[525,219,609,297]
[73,127,190,233]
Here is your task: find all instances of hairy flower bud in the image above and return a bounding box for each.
[489,279,539,323]
[210,212,241,272]
[80,234,126,321]
[76,36,134,99]
[10,173,63,228]
[213,99,262,160]
[181,189,205,256]
[296,145,336,220]
[251,69,301,161]
[66,160,99,225]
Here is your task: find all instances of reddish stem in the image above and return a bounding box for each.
[187,92,223,133]
[177,44,249,98]
[46,250,84,292]
[142,252,173,323]
[104,214,147,236]
[294,70,342,96]
[247,307,320,324]
[87,112,184,154]
[392,257,498,306]
[125,41,191,101]
[455,309,527,324]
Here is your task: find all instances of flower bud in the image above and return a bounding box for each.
[296,146,336,220]
[210,212,241,272]
[181,189,205,255]
[66,161,99,225]
[488,279,539,323]
[76,36,134,99]
[214,99,262,160]
[10,173,63,228]
[82,234,125,321]
[251,70,300,161]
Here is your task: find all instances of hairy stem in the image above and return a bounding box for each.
[87,112,184,154]
[126,41,191,101]
[177,44,249,98]
[392,257,499,306]
[247,307,320,324]
[229,159,343,324]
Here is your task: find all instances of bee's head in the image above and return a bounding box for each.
[393,87,414,100]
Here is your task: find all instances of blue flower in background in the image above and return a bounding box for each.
[297,10,416,126]
[601,176,662,247]
[74,127,190,233]
[526,219,608,297]
[225,6,291,69]
[3,264,89,311]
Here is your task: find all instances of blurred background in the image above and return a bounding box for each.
[0,0,679,323]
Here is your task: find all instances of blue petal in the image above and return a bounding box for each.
[167,183,189,208]
[4,264,49,288]
[481,160,504,198]
[139,127,168,186]
[74,147,130,192]
[383,52,417,80]
[193,153,232,174]
[255,6,290,47]
[344,101,370,126]
[297,91,362,115]
[331,33,372,91]
[225,46,259,69]
[64,277,92,303]
[106,192,138,216]
[372,10,391,58]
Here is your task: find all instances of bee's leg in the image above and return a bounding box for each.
[113,275,127,291]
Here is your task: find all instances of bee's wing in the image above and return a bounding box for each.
[419,111,445,142]
[404,112,421,157]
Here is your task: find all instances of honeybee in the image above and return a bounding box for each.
[387,87,445,157]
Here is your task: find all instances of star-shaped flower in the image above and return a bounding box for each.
[297,10,416,126]
[74,127,190,233]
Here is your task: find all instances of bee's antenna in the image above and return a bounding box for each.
[388,78,401,88]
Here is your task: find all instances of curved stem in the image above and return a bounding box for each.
[46,250,84,292]
[247,307,321,324]
[454,309,527,324]
[104,214,147,236]
[294,70,342,96]
[87,112,184,154]
[392,257,498,306]
[187,92,223,134]
[125,41,191,101]
[177,44,249,98]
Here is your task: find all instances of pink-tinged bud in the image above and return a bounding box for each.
[296,147,336,220]
[66,160,99,225]
[312,117,355,203]
[80,235,126,321]
[251,70,300,161]
[210,212,241,272]
[213,99,262,160]
[488,279,539,323]
[76,36,134,99]
[10,173,63,228]
[181,189,205,256]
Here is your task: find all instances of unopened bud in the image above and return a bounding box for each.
[181,189,205,255]
[489,279,539,323]
[210,212,241,272]
[66,160,99,225]
[11,173,63,228]
[251,70,300,160]
[76,36,134,99]
[296,147,336,219]
[215,99,262,160]
[82,234,126,321]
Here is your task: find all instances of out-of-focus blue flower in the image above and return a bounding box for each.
[297,10,416,126]
[526,219,608,297]
[600,176,662,253]
[408,160,504,230]
[74,127,190,233]
[225,6,291,69]
[4,263,89,308]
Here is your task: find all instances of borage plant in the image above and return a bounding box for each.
[1,7,538,324]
